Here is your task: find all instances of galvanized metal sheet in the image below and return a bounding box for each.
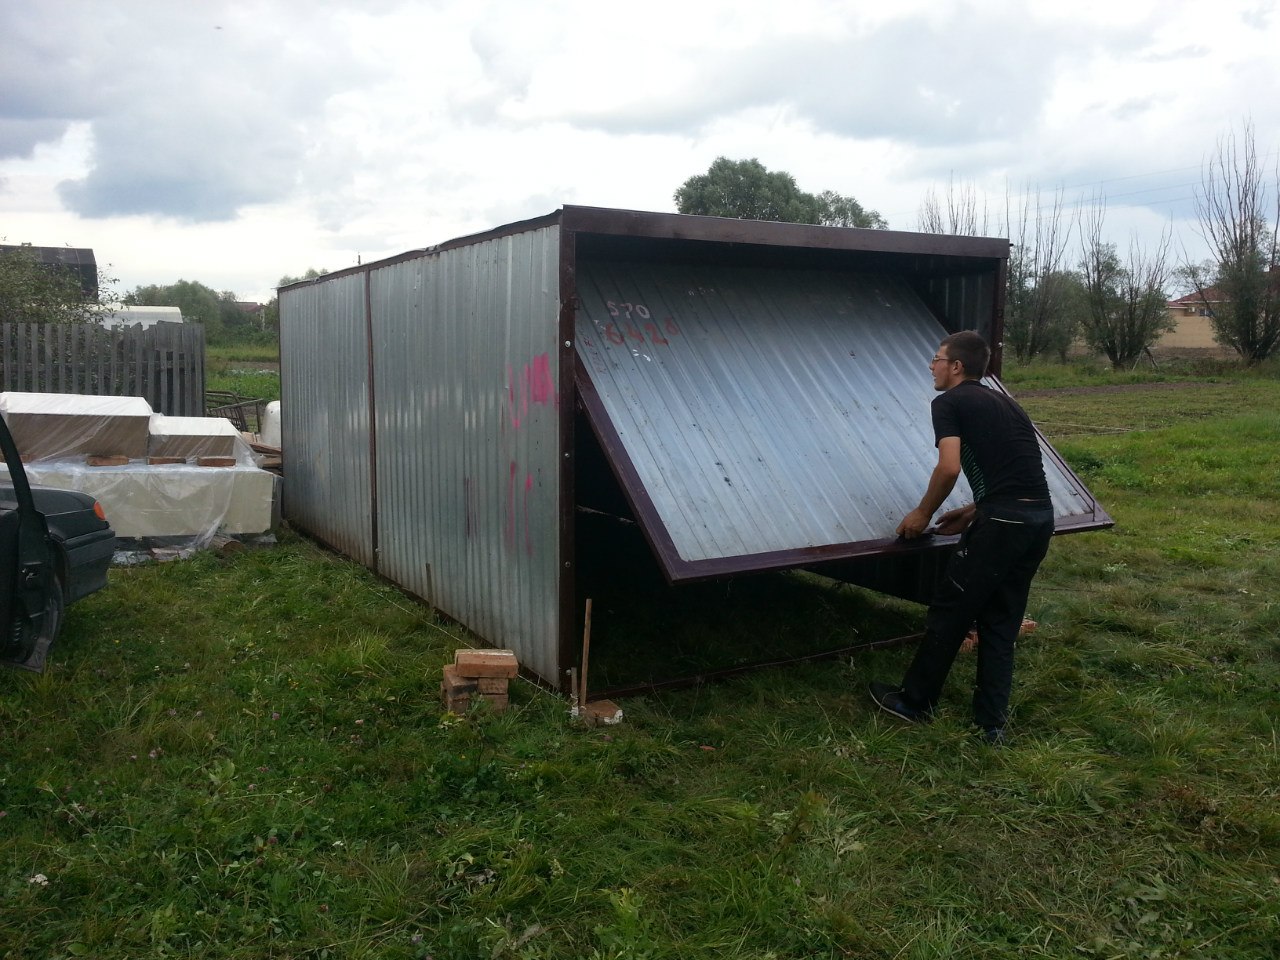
[279,272,375,568]
[575,260,1103,578]
[368,227,563,683]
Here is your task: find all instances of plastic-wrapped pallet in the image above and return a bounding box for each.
[0,392,151,461]
[148,414,250,461]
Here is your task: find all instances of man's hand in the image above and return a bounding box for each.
[896,507,933,540]
[932,504,976,536]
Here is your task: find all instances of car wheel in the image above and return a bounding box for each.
[2,573,65,673]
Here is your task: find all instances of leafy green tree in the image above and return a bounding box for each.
[261,268,330,335]
[674,158,885,228]
[0,243,116,325]
[1078,204,1173,369]
[277,268,329,286]
[815,190,887,229]
[1192,121,1280,362]
[126,279,226,340]
[1040,270,1091,362]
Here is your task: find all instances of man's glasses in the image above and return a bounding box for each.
[929,355,957,366]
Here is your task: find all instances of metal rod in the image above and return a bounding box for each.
[579,598,593,708]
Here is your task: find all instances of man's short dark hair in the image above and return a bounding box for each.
[940,331,990,379]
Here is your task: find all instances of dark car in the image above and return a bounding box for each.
[1,413,114,672]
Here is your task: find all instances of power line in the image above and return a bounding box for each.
[887,148,1280,224]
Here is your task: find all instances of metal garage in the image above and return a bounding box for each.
[279,206,1110,692]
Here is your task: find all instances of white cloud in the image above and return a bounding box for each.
[0,0,1277,301]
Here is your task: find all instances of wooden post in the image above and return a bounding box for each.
[579,598,593,710]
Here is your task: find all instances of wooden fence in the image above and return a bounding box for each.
[1,321,205,416]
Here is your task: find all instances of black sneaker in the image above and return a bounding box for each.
[980,727,1007,748]
[867,681,928,723]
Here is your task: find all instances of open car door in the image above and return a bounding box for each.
[0,414,62,672]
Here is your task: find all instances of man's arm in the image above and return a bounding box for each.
[896,436,962,539]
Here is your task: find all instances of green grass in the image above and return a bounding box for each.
[1001,354,1280,391]
[208,343,281,365]
[206,342,281,403]
[3,368,1279,958]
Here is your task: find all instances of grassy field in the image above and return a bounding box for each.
[207,342,281,404]
[2,362,1277,959]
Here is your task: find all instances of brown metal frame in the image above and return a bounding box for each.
[556,226,579,693]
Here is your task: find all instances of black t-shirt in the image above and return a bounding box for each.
[930,380,1050,503]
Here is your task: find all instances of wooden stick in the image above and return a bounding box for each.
[579,598,593,711]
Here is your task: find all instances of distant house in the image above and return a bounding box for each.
[1158,288,1227,353]
[0,244,98,299]
[1159,268,1280,355]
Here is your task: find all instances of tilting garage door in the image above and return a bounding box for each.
[574,258,1109,583]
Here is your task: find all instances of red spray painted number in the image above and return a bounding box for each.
[601,315,680,348]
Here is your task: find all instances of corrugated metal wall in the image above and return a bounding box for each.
[368,227,563,681]
[280,272,374,567]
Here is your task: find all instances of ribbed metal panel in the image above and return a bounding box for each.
[369,227,563,682]
[279,272,374,567]
[575,260,1099,576]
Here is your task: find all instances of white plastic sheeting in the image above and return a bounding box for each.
[148,414,244,459]
[0,392,152,461]
[3,461,276,541]
[1,391,277,548]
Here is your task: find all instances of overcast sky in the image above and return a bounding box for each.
[2,0,1277,302]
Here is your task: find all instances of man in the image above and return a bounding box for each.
[869,330,1054,745]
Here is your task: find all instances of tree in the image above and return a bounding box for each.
[126,279,225,341]
[1078,202,1173,369]
[1191,121,1280,362]
[917,176,989,236]
[261,268,330,335]
[1041,269,1091,362]
[1002,186,1075,362]
[814,190,887,229]
[674,158,885,228]
[0,243,116,325]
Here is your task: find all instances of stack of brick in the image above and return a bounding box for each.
[440,649,518,714]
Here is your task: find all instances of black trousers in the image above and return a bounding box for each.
[901,499,1055,730]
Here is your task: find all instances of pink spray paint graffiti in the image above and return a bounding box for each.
[500,352,557,555]
[506,352,558,430]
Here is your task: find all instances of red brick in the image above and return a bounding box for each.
[583,699,623,727]
[441,664,478,695]
[453,649,518,678]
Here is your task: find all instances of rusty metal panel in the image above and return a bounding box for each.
[368,227,563,682]
[279,272,375,567]
[575,259,1106,581]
